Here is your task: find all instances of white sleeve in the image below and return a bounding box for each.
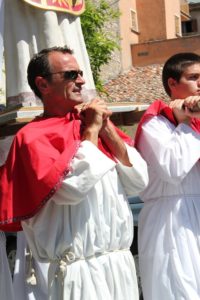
[138,115,200,184]
[115,144,149,196]
[52,140,116,205]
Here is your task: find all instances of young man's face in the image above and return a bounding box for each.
[169,63,200,99]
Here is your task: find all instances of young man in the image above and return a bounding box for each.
[135,52,200,300]
[0,46,148,299]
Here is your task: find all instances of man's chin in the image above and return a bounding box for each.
[74,93,83,101]
[70,97,83,106]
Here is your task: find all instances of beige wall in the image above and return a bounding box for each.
[131,34,200,66]
[165,0,182,38]
[136,0,166,42]
[135,0,182,42]
[119,0,138,71]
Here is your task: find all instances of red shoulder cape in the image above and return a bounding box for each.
[135,99,200,148]
[0,113,134,231]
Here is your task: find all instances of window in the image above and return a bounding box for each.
[130,9,139,32]
[182,19,198,35]
[175,15,181,36]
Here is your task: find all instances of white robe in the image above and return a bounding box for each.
[137,115,200,300]
[22,140,148,300]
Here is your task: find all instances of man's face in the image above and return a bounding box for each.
[42,51,85,116]
[170,63,200,99]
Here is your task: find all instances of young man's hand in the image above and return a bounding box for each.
[182,96,200,113]
[170,96,200,125]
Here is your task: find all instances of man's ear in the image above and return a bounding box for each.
[168,77,177,89]
[35,76,50,95]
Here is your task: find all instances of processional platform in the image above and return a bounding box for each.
[0,103,149,138]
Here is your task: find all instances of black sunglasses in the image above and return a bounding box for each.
[45,70,83,80]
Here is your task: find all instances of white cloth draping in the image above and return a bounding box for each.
[0,0,4,88]
[13,232,49,300]
[22,140,148,300]
[3,0,95,106]
[137,115,200,300]
[0,135,50,300]
[0,231,15,300]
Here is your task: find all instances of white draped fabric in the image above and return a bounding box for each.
[0,135,50,300]
[13,232,49,300]
[22,141,148,300]
[0,0,4,90]
[0,231,15,300]
[137,115,200,300]
[3,0,94,106]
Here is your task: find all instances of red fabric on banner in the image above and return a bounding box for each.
[135,99,200,148]
[22,0,85,15]
[0,112,134,232]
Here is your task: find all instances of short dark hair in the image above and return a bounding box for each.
[162,52,200,97]
[27,46,73,99]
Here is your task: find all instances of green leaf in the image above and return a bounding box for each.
[81,0,120,92]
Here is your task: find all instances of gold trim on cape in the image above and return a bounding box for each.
[23,0,85,16]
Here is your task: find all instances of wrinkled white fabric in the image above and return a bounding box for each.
[22,140,148,300]
[13,232,49,300]
[4,0,94,106]
[0,135,50,300]
[0,0,4,88]
[0,231,14,300]
[137,115,200,300]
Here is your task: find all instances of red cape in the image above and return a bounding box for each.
[135,99,200,148]
[0,112,134,232]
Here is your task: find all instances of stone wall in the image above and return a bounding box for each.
[95,0,122,82]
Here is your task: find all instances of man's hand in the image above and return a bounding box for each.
[99,119,132,166]
[81,99,112,146]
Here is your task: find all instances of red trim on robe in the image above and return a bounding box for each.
[0,112,134,232]
[135,99,200,148]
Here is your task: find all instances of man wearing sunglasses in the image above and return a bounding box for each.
[0,46,148,300]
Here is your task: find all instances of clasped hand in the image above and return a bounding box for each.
[169,96,200,124]
[80,98,112,132]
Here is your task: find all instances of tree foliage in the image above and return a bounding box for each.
[81,0,120,91]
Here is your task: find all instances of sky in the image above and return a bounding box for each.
[188,0,200,3]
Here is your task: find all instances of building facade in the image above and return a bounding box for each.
[102,0,197,81]
[186,0,200,35]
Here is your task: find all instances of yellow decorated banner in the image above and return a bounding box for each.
[23,0,85,15]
